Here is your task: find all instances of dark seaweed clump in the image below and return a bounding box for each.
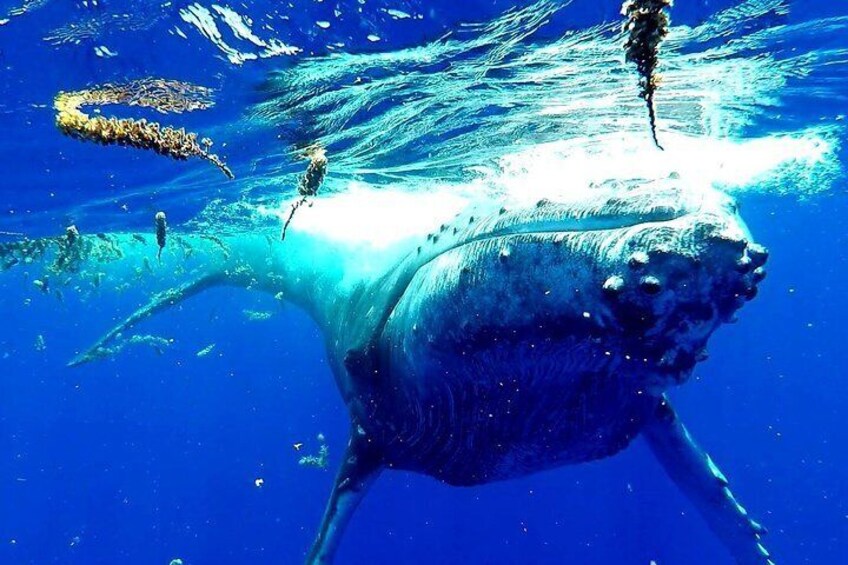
[622,0,672,150]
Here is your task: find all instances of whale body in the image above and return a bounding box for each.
[0,177,772,564]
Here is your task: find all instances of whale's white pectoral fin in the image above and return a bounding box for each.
[68,271,229,367]
[307,432,382,565]
[643,396,773,565]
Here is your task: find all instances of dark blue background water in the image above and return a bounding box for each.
[1,1,847,563]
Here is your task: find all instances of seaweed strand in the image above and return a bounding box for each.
[622,0,672,150]
[281,146,328,240]
[54,78,234,178]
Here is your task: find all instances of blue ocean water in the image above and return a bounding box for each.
[0,0,846,564]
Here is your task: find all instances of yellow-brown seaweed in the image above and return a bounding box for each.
[622,0,672,150]
[54,78,234,178]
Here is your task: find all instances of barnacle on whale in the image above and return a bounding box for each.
[54,78,234,178]
[622,0,672,150]
[281,145,328,240]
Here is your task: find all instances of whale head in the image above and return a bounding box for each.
[381,180,766,393]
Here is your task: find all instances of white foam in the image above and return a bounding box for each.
[179,3,300,65]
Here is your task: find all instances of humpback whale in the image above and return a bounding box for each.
[0,177,771,564]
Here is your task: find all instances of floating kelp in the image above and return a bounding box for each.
[298,433,329,469]
[54,78,233,178]
[281,145,327,240]
[622,0,672,150]
[53,225,83,273]
[0,225,122,275]
[155,212,167,261]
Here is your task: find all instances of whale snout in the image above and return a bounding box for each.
[594,217,767,379]
[606,221,767,329]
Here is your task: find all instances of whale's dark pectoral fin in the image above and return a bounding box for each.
[306,433,382,565]
[643,396,773,565]
[68,271,228,367]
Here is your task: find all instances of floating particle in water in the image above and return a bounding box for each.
[243,309,273,322]
[34,335,46,352]
[54,79,233,178]
[169,559,184,565]
[292,442,303,451]
[383,9,411,19]
[254,478,264,488]
[196,343,216,357]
